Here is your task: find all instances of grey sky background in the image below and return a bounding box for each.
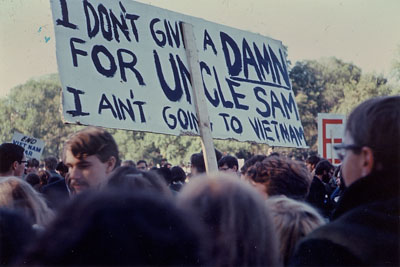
[1,0,399,97]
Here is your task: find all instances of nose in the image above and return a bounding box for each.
[68,166,82,180]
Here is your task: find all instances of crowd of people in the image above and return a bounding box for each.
[0,95,398,266]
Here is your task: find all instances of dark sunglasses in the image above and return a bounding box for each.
[333,144,362,161]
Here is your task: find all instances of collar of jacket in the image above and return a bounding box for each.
[331,170,399,220]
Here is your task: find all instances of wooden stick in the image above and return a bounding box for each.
[181,22,218,173]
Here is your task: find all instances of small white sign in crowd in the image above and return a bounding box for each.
[12,132,45,160]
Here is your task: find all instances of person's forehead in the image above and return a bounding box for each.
[65,149,92,164]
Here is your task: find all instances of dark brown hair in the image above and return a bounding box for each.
[246,156,311,200]
[63,127,120,167]
[346,96,400,173]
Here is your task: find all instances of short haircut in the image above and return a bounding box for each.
[190,149,223,174]
[266,196,325,265]
[346,96,400,174]
[121,160,136,167]
[246,156,311,200]
[108,166,172,197]
[22,191,206,266]
[305,155,321,166]
[27,158,39,168]
[218,155,238,169]
[178,174,280,266]
[240,154,267,174]
[0,143,25,173]
[63,127,120,167]
[170,166,186,183]
[190,153,206,173]
[315,159,334,175]
[44,156,58,171]
[56,161,68,173]
[136,160,147,166]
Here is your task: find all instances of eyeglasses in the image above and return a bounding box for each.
[19,160,28,166]
[334,144,362,161]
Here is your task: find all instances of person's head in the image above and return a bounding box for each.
[22,190,206,266]
[0,143,26,177]
[25,173,41,190]
[55,161,69,178]
[315,159,335,183]
[305,155,321,173]
[121,160,136,167]
[177,174,280,266]
[240,154,267,177]
[37,170,50,186]
[190,149,223,176]
[190,153,205,175]
[108,166,172,197]
[336,96,400,186]
[160,158,168,167]
[265,196,325,265]
[136,160,148,171]
[44,156,58,172]
[170,166,186,183]
[0,176,54,226]
[63,127,120,194]
[218,155,239,173]
[26,158,40,174]
[0,208,36,265]
[244,156,311,200]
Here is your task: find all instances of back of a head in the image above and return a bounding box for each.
[346,96,400,175]
[218,155,238,169]
[44,156,58,171]
[63,126,120,167]
[315,159,334,176]
[0,208,36,265]
[25,173,40,188]
[27,158,39,169]
[240,154,267,175]
[306,155,321,166]
[108,166,172,197]
[0,143,24,173]
[170,166,186,183]
[0,176,53,226]
[178,174,280,266]
[246,156,311,200]
[266,196,325,265]
[22,190,206,266]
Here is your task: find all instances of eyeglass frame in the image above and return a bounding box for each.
[333,144,363,161]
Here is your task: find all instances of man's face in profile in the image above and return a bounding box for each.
[64,149,115,194]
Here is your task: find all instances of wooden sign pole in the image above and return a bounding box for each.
[181,22,218,173]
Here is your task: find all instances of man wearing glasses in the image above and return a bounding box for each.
[292,96,400,266]
[0,143,26,178]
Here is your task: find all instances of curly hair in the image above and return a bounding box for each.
[245,156,311,200]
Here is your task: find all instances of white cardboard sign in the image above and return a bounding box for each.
[12,132,45,160]
[317,113,346,165]
[51,0,307,148]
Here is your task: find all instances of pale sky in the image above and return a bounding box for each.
[1,0,399,97]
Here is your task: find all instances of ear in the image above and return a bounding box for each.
[360,147,374,177]
[105,156,117,174]
[11,161,18,171]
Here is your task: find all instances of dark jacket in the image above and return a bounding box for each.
[291,171,400,266]
[306,176,332,218]
[41,179,70,210]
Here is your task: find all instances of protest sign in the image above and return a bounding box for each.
[51,0,307,148]
[317,113,346,165]
[12,132,45,160]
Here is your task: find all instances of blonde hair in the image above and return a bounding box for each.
[0,176,54,226]
[177,173,280,266]
[265,196,325,265]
